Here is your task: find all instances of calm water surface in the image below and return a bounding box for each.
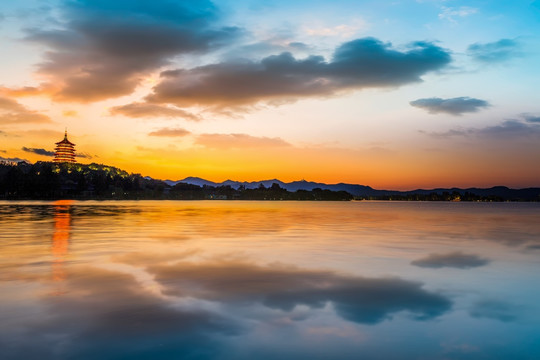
[1,200,539,359]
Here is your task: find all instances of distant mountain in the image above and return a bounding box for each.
[168,177,539,200]
[165,177,219,187]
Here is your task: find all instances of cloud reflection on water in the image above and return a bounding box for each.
[149,261,452,324]
[0,201,539,359]
[411,251,490,269]
[1,266,238,360]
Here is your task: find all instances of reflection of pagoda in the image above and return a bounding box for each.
[54,129,76,163]
[52,200,72,284]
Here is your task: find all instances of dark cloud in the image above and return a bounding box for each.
[76,152,93,159]
[146,37,451,109]
[148,127,191,137]
[0,96,51,123]
[467,39,521,63]
[149,261,452,325]
[469,300,518,322]
[424,119,540,139]
[475,120,540,138]
[24,0,242,102]
[410,97,489,115]
[411,251,490,269]
[21,147,55,157]
[288,42,309,50]
[522,114,540,123]
[195,133,291,149]
[0,266,238,360]
[110,102,201,121]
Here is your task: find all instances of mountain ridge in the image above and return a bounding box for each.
[162,177,540,200]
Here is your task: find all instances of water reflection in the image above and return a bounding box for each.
[51,200,72,284]
[0,201,539,359]
[148,260,452,324]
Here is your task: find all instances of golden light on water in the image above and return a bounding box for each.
[51,200,72,285]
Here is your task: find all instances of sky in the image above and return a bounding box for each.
[0,0,539,189]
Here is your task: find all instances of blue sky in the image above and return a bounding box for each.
[0,0,539,188]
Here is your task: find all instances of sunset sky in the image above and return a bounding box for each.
[1,0,539,189]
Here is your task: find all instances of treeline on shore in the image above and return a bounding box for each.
[0,161,352,201]
[363,192,505,202]
[1,161,536,201]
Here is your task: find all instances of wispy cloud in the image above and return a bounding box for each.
[149,127,191,137]
[0,96,52,124]
[423,117,540,139]
[303,19,369,38]
[410,97,489,115]
[21,147,55,157]
[110,103,201,121]
[467,39,521,63]
[469,300,518,322]
[76,152,93,159]
[438,6,478,23]
[195,133,291,149]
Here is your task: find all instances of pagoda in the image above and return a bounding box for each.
[54,130,76,163]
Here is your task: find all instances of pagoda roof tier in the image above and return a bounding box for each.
[56,130,75,146]
[56,138,75,146]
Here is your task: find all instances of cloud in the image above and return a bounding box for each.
[469,300,518,322]
[146,37,451,109]
[411,251,490,269]
[0,96,52,124]
[110,102,201,121]
[196,133,291,149]
[438,6,478,23]
[410,97,489,115]
[24,0,242,102]
[475,120,540,138]
[522,113,540,123]
[76,152,93,159]
[148,127,191,137]
[304,19,368,38]
[21,147,55,157]
[0,83,58,98]
[424,119,540,139]
[467,39,521,63]
[149,261,452,324]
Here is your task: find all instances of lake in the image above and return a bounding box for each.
[1,200,539,359]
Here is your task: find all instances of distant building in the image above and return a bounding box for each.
[54,130,76,163]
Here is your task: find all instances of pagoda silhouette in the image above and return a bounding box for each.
[54,130,76,163]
